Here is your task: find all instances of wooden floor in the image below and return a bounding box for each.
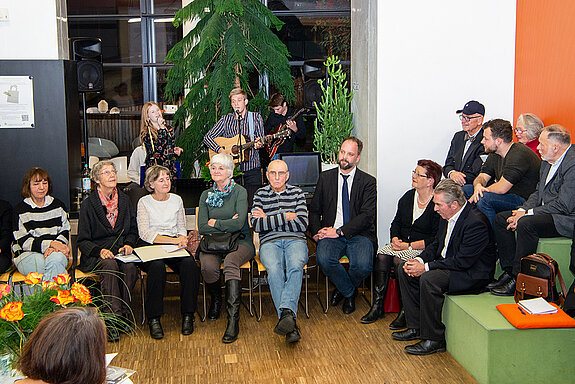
[107,276,477,384]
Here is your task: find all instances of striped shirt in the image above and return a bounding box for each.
[251,184,308,244]
[203,111,264,171]
[12,196,70,263]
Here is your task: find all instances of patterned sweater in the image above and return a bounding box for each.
[251,184,308,244]
[12,196,70,265]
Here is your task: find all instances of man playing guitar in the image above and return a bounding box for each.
[204,88,264,204]
[264,93,306,160]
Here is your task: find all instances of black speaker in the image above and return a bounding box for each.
[72,38,104,92]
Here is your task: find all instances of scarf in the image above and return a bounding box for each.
[206,179,235,208]
[97,187,119,228]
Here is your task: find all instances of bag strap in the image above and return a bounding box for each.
[535,253,567,299]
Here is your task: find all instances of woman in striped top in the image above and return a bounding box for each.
[12,168,70,283]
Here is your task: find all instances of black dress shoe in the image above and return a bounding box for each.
[274,309,296,336]
[490,277,517,296]
[389,308,406,330]
[391,328,420,341]
[148,318,164,340]
[107,327,120,343]
[330,289,345,307]
[405,339,446,355]
[342,293,356,315]
[486,272,513,290]
[182,314,194,336]
[285,326,301,343]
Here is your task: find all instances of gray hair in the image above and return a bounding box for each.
[434,179,466,206]
[543,124,571,146]
[210,153,235,178]
[144,165,170,192]
[517,113,544,141]
[91,160,116,182]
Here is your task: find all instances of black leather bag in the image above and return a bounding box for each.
[199,232,243,254]
[514,253,567,306]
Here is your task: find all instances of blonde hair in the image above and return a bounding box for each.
[139,101,161,142]
[144,165,171,192]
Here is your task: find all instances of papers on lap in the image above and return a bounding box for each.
[132,245,189,262]
[518,297,558,315]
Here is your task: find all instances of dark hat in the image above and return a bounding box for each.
[456,100,485,116]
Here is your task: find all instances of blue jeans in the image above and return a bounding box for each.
[259,238,308,318]
[462,185,525,225]
[16,251,68,281]
[316,235,374,298]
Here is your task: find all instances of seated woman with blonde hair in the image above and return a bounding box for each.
[10,307,106,384]
[137,165,200,340]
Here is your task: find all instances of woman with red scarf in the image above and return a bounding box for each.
[77,160,139,343]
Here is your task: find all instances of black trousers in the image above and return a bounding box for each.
[493,212,560,276]
[398,263,450,341]
[236,167,262,207]
[140,256,200,319]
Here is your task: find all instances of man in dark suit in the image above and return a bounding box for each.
[393,179,496,355]
[310,137,377,314]
[491,125,575,295]
[443,100,486,186]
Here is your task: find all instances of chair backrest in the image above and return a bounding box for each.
[110,156,130,183]
[88,156,99,169]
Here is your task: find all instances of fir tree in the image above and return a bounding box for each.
[165,0,294,177]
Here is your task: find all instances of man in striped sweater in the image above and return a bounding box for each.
[251,160,309,343]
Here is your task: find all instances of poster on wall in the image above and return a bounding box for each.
[0,76,35,128]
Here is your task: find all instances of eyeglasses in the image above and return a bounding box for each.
[514,127,527,134]
[100,169,117,176]
[459,114,481,122]
[412,170,429,178]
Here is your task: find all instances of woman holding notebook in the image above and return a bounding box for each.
[137,165,200,340]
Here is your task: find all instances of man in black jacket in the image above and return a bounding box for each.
[443,100,486,186]
[392,179,496,355]
[310,137,377,314]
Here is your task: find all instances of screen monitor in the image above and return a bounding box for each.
[278,152,322,188]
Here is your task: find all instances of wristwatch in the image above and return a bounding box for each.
[408,243,413,251]
[336,228,344,237]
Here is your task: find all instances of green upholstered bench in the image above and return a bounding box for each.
[443,237,575,384]
[443,293,575,384]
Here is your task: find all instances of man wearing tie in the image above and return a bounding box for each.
[443,100,487,186]
[393,179,496,355]
[310,137,377,314]
[491,125,575,296]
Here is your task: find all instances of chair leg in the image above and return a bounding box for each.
[198,276,206,322]
[304,267,310,318]
[140,271,146,325]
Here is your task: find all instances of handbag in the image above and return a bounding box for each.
[199,232,243,254]
[514,253,567,306]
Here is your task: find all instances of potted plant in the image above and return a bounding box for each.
[313,55,354,167]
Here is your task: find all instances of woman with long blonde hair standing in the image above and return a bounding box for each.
[139,101,183,179]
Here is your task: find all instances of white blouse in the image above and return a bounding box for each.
[137,193,186,244]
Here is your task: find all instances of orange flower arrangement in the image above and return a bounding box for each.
[0,272,95,369]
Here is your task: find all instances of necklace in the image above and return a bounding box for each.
[416,191,433,206]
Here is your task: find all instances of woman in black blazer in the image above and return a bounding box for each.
[361,160,442,326]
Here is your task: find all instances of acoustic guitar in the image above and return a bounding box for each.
[265,108,308,158]
[208,130,291,163]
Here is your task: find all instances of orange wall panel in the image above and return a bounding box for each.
[514,0,575,139]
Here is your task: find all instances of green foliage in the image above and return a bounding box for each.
[313,56,354,164]
[166,0,294,177]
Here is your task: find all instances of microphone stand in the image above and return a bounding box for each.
[235,109,245,186]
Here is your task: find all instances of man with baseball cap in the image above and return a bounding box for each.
[443,100,486,186]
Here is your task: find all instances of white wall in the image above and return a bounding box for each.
[375,0,517,244]
[0,0,62,59]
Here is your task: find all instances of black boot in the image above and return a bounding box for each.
[361,271,389,324]
[206,281,222,320]
[389,307,406,330]
[222,279,241,344]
